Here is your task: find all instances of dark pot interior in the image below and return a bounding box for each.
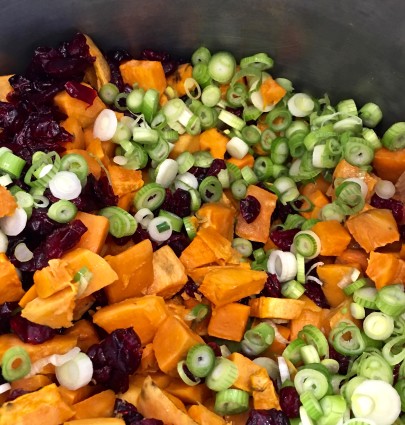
[1,0,405,127]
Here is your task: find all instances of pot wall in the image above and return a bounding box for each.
[1,0,405,125]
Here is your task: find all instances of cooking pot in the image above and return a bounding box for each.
[1,0,405,127]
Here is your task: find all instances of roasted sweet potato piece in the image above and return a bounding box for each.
[120,60,167,95]
[0,253,24,303]
[84,34,111,90]
[72,390,116,420]
[207,303,250,341]
[199,128,229,159]
[311,220,352,256]
[73,212,110,254]
[166,63,193,97]
[249,297,305,320]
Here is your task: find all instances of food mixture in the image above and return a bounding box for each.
[0,32,403,425]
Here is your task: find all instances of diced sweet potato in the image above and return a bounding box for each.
[73,212,110,254]
[249,297,305,320]
[120,60,167,95]
[137,376,199,424]
[61,116,85,150]
[0,185,17,218]
[145,245,188,298]
[228,352,266,393]
[0,74,13,101]
[166,63,193,97]
[64,319,100,352]
[169,133,201,159]
[62,248,118,299]
[107,164,144,197]
[346,208,400,253]
[196,203,236,241]
[72,390,116,420]
[372,147,405,183]
[10,374,52,393]
[366,251,405,289]
[63,149,102,179]
[54,90,105,128]
[58,385,99,406]
[84,34,111,90]
[188,404,227,425]
[0,253,25,303]
[199,128,229,159]
[153,315,204,375]
[21,285,77,328]
[235,184,278,243]
[165,379,212,405]
[33,259,73,299]
[290,308,325,341]
[199,268,267,307]
[105,240,154,303]
[260,77,286,107]
[0,384,74,425]
[208,303,250,341]
[311,220,352,256]
[93,295,169,345]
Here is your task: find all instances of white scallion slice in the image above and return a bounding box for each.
[55,351,93,391]
[277,356,291,384]
[0,207,28,236]
[0,383,11,394]
[49,171,82,200]
[226,137,249,159]
[342,177,368,200]
[93,109,118,141]
[351,380,401,425]
[28,347,81,377]
[155,158,179,188]
[0,229,8,253]
[288,93,315,117]
[175,172,199,190]
[267,250,298,282]
[134,208,154,229]
[375,179,396,199]
[14,243,33,263]
[147,216,172,242]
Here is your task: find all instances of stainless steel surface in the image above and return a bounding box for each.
[1,0,404,126]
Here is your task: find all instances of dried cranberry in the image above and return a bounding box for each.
[207,341,222,357]
[225,106,243,118]
[246,408,290,425]
[188,166,209,183]
[13,219,87,272]
[182,280,201,298]
[270,228,300,251]
[138,420,164,425]
[6,388,32,402]
[0,302,19,335]
[131,226,158,251]
[162,232,191,256]
[159,188,191,218]
[240,195,261,224]
[260,273,282,298]
[10,314,56,344]
[114,398,144,423]
[279,386,301,418]
[304,280,330,309]
[400,224,405,241]
[71,175,118,212]
[87,328,142,393]
[65,81,97,105]
[370,194,404,223]
[106,49,133,91]
[207,159,226,176]
[140,49,179,76]
[272,200,303,223]
[328,344,351,374]
[24,207,63,237]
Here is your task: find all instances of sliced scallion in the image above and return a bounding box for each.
[1,346,31,381]
[48,200,78,224]
[186,344,216,378]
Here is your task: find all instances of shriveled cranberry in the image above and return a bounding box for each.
[207,341,222,357]
[71,174,118,212]
[400,224,405,241]
[272,200,303,223]
[0,302,19,335]
[370,194,404,223]
[24,207,63,237]
[6,388,32,402]
[159,188,191,218]
[87,328,142,393]
[10,314,56,344]
[246,408,290,425]
[270,228,300,251]
[131,226,158,251]
[207,159,226,176]
[279,386,301,418]
[182,280,201,298]
[114,398,144,423]
[328,344,351,374]
[106,49,133,91]
[188,166,208,183]
[65,81,97,105]
[140,49,179,76]
[304,280,330,309]
[260,273,282,298]
[12,219,87,272]
[162,232,191,257]
[225,106,243,118]
[240,195,261,224]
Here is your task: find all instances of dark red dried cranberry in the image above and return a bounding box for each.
[114,398,144,423]
[370,194,404,223]
[87,328,142,393]
[240,195,261,224]
[0,302,19,334]
[106,49,133,92]
[131,226,158,251]
[207,341,222,357]
[225,106,243,118]
[140,49,179,76]
[5,388,32,402]
[260,273,282,298]
[10,314,56,344]
[188,166,209,183]
[182,280,201,298]
[270,228,300,251]
[246,408,290,425]
[207,159,226,176]
[24,207,63,238]
[162,232,191,257]
[71,174,118,212]
[272,200,303,223]
[65,81,97,105]
[159,188,191,218]
[400,224,405,241]
[279,386,301,418]
[304,280,330,309]
[13,219,87,272]
[328,344,351,374]
[138,420,164,425]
